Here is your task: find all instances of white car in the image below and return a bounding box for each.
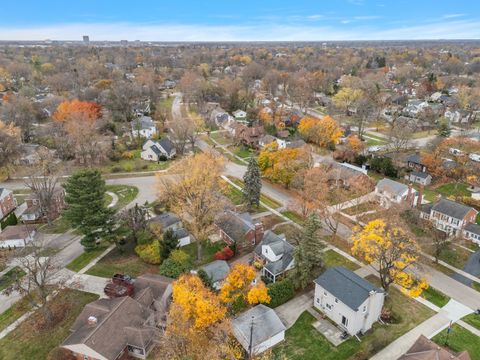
[368,145,382,152]
[449,148,464,156]
[469,153,480,162]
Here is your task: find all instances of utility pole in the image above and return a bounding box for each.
[248,315,255,359]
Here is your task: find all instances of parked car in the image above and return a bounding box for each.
[368,145,382,153]
[469,153,480,162]
[449,148,464,156]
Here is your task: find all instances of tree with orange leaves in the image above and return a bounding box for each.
[298,115,344,149]
[346,134,365,154]
[219,263,270,307]
[53,100,101,122]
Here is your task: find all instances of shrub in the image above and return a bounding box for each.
[110,166,123,173]
[121,151,135,159]
[159,154,168,161]
[214,246,234,260]
[197,268,213,288]
[369,157,397,178]
[1,212,18,230]
[267,278,295,308]
[122,163,134,172]
[159,249,192,278]
[135,241,161,265]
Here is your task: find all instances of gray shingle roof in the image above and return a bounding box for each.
[158,138,175,155]
[432,199,475,220]
[376,178,409,196]
[254,231,294,276]
[200,260,230,284]
[464,223,480,236]
[411,171,430,179]
[149,212,181,228]
[232,305,285,351]
[131,116,154,130]
[315,267,383,311]
[216,211,254,243]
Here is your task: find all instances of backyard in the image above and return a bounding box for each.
[0,289,98,360]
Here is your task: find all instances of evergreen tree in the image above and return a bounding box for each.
[62,169,115,251]
[289,213,325,289]
[437,119,451,138]
[159,228,179,261]
[243,157,262,208]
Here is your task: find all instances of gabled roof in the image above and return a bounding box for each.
[399,335,471,360]
[407,153,425,165]
[431,199,476,220]
[254,231,294,276]
[376,178,410,197]
[464,223,480,236]
[411,171,430,179]
[158,138,175,155]
[200,260,230,284]
[131,116,155,130]
[315,267,383,311]
[232,305,285,351]
[149,212,181,228]
[216,211,255,242]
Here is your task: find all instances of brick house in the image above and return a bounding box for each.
[420,198,478,238]
[0,188,17,221]
[21,187,66,224]
[215,211,264,252]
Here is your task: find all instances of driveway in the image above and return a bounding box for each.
[275,290,314,328]
[452,250,480,286]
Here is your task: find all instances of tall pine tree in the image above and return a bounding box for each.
[289,213,325,289]
[62,169,115,251]
[159,229,179,261]
[243,157,262,208]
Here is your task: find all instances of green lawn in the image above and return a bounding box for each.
[472,281,480,292]
[462,313,480,331]
[364,133,388,142]
[182,241,224,266]
[438,246,471,269]
[432,325,480,360]
[86,244,158,278]
[274,278,435,360]
[435,183,470,198]
[281,210,305,225]
[0,289,98,360]
[230,145,255,159]
[210,132,232,145]
[105,184,139,209]
[323,249,360,271]
[65,244,109,272]
[104,192,113,207]
[40,217,71,234]
[0,267,26,291]
[0,296,32,332]
[227,177,281,208]
[422,286,450,308]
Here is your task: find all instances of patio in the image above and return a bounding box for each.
[307,308,348,346]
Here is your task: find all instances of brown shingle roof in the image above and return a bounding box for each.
[399,335,471,360]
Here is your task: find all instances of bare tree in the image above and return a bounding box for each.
[25,172,59,225]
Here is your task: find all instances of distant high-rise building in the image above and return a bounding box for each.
[83,35,90,43]
[120,40,128,46]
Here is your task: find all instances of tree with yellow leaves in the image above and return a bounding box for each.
[0,121,21,180]
[332,87,363,115]
[351,219,427,296]
[219,263,270,308]
[346,134,365,154]
[298,115,344,149]
[257,142,310,188]
[157,153,225,261]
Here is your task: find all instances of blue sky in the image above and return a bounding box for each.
[1,0,480,41]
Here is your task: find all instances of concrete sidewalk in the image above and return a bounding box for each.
[275,290,314,329]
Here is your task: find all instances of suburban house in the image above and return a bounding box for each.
[232,304,286,356]
[254,231,294,283]
[141,138,176,161]
[216,211,264,251]
[314,267,384,336]
[408,171,432,186]
[197,260,230,290]
[420,198,479,238]
[444,109,476,125]
[259,134,277,148]
[234,125,265,148]
[406,153,427,173]
[0,188,17,221]
[232,109,247,121]
[326,162,369,188]
[131,116,157,139]
[0,225,36,248]
[399,335,471,360]
[149,213,192,247]
[210,107,233,129]
[463,224,480,245]
[21,187,66,224]
[375,178,419,208]
[62,274,173,360]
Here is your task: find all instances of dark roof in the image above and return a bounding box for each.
[216,211,255,242]
[131,116,154,130]
[464,223,480,236]
[314,267,383,311]
[411,171,430,179]
[149,212,181,228]
[232,305,285,351]
[432,199,476,220]
[376,178,410,196]
[420,203,433,214]
[158,138,175,155]
[173,228,189,239]
[399,335,471,360]
[407,153,424,165]
[150,144,162,156]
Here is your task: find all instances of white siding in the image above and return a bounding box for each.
[253,331,285,355]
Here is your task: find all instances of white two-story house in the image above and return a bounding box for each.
[254,231,294,283]
[314,267,384,336]
[420,198,478,238]
[131,116,157,139]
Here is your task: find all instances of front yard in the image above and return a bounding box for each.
[323,249,360,271]
[274,279,435,360]
[99,149,171,174]
[432,325,480,360]
[66,243,110,272]
[0,266,26,291]
[105,184,139,209]
[0,289,98,360]
[421,286,450,308]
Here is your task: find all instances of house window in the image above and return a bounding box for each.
[316,298,320,304]
[326,303,332,310]
[265,248,268,253]
[363,305,366,313]
[83,356,89,360]
[323,291,327,296]
[334,298,338,303]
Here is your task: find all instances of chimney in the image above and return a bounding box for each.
[417,185,424,208]
[254,223,264,245]
[87,316,98,326]
[406,183,413,206]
